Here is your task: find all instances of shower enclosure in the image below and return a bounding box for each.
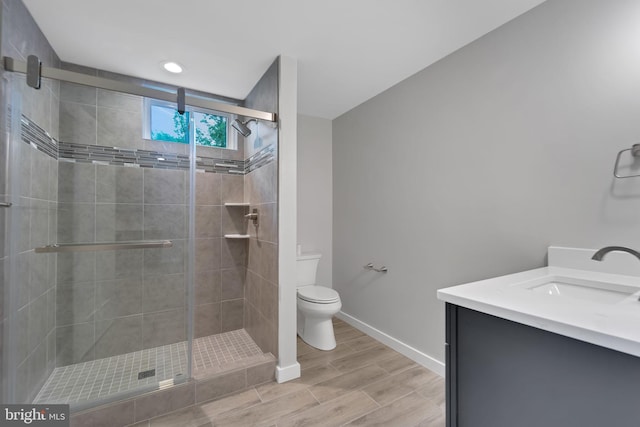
[1,55,280,415]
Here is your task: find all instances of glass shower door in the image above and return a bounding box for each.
[2,71,63,405]
[42,165,190,409]
[42,86,193,410]
[2,73,194,410]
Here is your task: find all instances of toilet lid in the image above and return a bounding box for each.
[297,286,340,304]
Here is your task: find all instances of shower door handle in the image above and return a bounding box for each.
[0,202,11,208]
[34,240,173,253]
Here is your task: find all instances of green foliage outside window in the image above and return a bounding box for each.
[151,110,189,143]
[149,104,227,148]
[195,113,227,147]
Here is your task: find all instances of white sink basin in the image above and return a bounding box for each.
[518,276,639,304]
[438,247,640,358]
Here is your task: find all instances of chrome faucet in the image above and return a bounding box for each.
[591,246,640,262]
[244,208,258,226]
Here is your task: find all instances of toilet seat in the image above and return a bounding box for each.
[297,286,340,304]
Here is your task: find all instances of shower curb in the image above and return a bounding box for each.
[69,353,276,427]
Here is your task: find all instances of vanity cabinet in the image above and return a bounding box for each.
[445,303,640,427]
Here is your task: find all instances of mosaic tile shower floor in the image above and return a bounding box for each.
[33,329,263,405]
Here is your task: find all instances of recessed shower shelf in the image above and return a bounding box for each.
[224,234,250,239]
[224,203,250,207]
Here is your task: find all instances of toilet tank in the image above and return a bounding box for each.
[296,252,322,287]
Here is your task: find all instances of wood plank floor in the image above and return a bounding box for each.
[132,319,445,427]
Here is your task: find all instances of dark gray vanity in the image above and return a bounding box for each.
[438,247,640,426]
[445,303,640,427]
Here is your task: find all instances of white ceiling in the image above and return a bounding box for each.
[22,0,546,119]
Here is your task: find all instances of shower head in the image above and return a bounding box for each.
[232,118,257,137]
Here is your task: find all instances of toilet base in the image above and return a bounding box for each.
[298,316,337,351]
[297,299,341,351]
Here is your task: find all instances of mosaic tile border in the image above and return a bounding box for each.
[246,144,276,174]
[20,114,276,175]
[196,154,245,175]
[60,141,190,171]
[21,114,58,160]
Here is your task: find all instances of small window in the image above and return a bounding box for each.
[193,111,228,148]
[149,102,189,143]
[144,99,232,149]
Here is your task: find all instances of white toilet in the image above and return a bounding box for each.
[296,252,342,350]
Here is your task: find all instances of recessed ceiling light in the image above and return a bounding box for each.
[163,62,183,74]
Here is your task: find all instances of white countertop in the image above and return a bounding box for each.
[437,247,640,358]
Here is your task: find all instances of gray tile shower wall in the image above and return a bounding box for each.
[195,172,247,339]
[244,157,279,357]
[52,62,278,363]
[1,9,278,406]
[1,0,60,403]
[59,61,246,160]
[242,58,280,358]
[54,78,257,366]
[54,161,190,367]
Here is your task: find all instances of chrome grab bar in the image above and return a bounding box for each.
[364,263,388,273]
[0,202,11,208]
[35,240,173,253]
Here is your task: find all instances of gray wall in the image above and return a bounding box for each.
[1,0,60,403]
[243,59,279,357]
[197,172,247,339]
[55,80,248,366]
[58,62,244,161]
[54,161,191,366]
[297,115,332,287]
[333,0,640,363]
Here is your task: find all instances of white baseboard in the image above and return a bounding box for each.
[276,362,301,383]
[336,311,445,377]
